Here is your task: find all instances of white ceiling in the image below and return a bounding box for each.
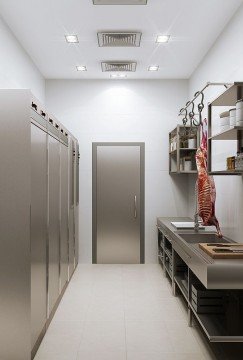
[0,0,242,79]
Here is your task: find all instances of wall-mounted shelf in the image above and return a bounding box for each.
[209,170,243,176]
[208,83,243,175]
[169,125,199,174]
[209,126,243,141]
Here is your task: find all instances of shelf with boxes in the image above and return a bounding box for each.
[208,82,243,175]
[169,125,200,174]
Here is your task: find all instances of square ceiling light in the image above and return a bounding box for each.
[93,0,147,5]
[65,35,79,43]
[148,65,159,71]
[110,74,127,79]
[76,65,87,71]
[156,35,170,43]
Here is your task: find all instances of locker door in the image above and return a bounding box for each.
[60,143,69,291]
[68,140,75,277]
[75,142,79,266]
[48,135,60,314]
[31,123,47,348]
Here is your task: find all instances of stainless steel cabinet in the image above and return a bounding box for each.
[0,90,79,360]
[31,123,48,348]
[68,139,75,277]
[48,134,60,315]
[60,142,69,291]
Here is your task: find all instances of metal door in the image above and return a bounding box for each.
[60,143,69,291]
[48,135,60,314]
[68,139,75,277]
[31,123,47,348]
[93,143,145,264]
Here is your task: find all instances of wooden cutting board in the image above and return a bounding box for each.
[199,243,243,259]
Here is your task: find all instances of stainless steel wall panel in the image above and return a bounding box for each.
[47,135,60,314]
[60,143,69,291]
[31,123,48,348]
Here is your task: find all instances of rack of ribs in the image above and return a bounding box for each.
[195,120,222,237]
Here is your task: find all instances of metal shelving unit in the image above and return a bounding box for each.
[157,225,243,343]
[208,82,243,175]
[169,125,199,174]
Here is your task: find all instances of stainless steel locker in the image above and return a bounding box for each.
[68,139,75,277]
[31,123,47,348]
[60,142,69,291]
[48,134,60,314]
[0,90,79,360]
[75,141,79,266]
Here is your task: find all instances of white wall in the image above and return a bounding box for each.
[188,4,243,242]
[46,79,189,263]
[0,15,45,102]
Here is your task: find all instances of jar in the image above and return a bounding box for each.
[219,111,230,132]
[184,156,192,171]
[226,156,235,171]
[229,108,236,127]
[236,99,243,125]
[188,137,197,149]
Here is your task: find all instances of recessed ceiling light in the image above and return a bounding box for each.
[65,35,79,43]
[110,73,127,79]
[76,65,87,71]
[148,65,159,71]
[156,35,170,43]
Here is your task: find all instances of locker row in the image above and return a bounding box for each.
[0,90,79,360]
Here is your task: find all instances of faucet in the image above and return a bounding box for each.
[194,212,200,232]
[194,180,199,232]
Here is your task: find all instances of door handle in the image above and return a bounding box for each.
[134,195,137,219]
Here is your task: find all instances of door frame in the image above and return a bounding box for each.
[92,142,145,264]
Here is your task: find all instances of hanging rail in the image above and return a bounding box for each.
[179,82,233,129]
[179,82,232,116]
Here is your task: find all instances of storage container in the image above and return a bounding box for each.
[191,283,224,314]
[219,111,230,132]
[188,138,197,148]
[184,157,192,171]
[236,99,243,124]
[229,108,236,127]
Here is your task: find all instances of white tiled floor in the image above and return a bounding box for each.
[34,264,220,360]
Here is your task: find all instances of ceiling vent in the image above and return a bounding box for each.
[101,61,137,72]
[93,0,147,4]
[98,32,141,47]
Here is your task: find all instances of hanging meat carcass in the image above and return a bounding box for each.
[195,119,222,237]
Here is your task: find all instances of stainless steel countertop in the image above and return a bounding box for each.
[157,217,243,289]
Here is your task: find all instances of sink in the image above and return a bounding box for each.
[178,233,231,244]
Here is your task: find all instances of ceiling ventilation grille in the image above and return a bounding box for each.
[98,32,141,47]
[101,61,137,72]
[93,0,147,5]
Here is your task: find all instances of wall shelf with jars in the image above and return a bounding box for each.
[208,82,243,175]
[169,125,200,174]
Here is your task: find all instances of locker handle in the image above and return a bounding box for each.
[134,195,137,219]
